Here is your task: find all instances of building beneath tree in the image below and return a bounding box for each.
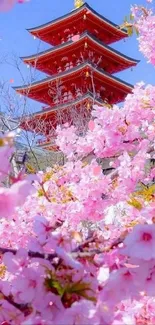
[14,1,139,151]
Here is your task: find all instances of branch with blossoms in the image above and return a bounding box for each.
[0,230,128,261]
[1,292,30,315]
[120,0,155,65]
[0,246,57,260]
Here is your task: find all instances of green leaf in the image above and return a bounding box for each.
[79,291,96,302]
[45,274,64,296]
[64,281,96,302]
[127,197,142,210]
[66,281,91,294]
[37,189,44,197]
[26,163,36,174]
[46,275,96,303]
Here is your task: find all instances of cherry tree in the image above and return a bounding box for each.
[0,0,154,324]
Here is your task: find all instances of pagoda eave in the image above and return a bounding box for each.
[14,62,133,106]
[23,92,103,118]
[20,93,103,133]
[27,3,127,46]
[22,32,139,76]
[14,62,134,93]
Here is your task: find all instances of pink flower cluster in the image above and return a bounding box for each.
[131,2,155,65]
[0,0,155,324]
[0,81,154,323]
[0,0,28,11]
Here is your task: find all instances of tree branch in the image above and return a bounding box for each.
[0,246,57,261]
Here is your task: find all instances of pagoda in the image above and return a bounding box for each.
[14,0,139,151]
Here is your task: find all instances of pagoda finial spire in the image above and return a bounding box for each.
[74,0,84,9]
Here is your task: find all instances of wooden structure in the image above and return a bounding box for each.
[14,2,139,150]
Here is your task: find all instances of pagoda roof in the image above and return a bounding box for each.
[21,92,103,133]
[14,62,133,100]
[22,32,139,75]
[24,92,103,119]
[27,2,127,45]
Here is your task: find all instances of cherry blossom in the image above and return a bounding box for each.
[0,0,15,11]
[122,224,155,260]
[0,0,155,323]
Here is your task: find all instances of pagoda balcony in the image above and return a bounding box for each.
[22,32,139,76]
[14,62,133,107]
[27,2,128,46]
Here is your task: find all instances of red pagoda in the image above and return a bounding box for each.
[14,1,139,151]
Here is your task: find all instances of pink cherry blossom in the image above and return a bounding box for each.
[122,224,155,260]
[59,300,99,325]
[0,187,16,218]
[11,264,46,305]
[3,248,29,273]
[33,215,54,244]
[0,0,15,11]
[0,145,13,180]
[72,35,80,42]
[93,165,102,176]
[88,120,95,131]
[0,1,155,323]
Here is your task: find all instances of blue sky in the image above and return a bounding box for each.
[0,0,154,114]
